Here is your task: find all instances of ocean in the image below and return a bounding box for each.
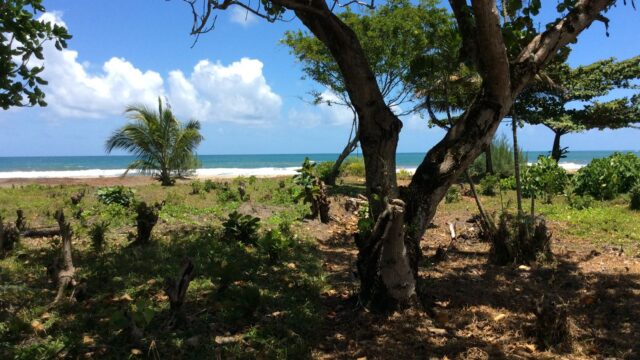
[0,151,637,178]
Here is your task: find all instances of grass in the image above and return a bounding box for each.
[0,178,324,359]
[443,187,640,248]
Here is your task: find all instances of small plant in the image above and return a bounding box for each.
[203,179,216,193]
[217,183,240,202]
[96,186,135,207]
[397,169,413,181]
[258,228,292,262]
[445,186,461,203]
[567,193,594,210]
[523,156,568,203]
[89,221,110,252]
[190,180,203,195]
[314,161,334,183]
[490,213,552,265]
[480,175,499,196]
[223,211,260,245]
[356,202,374,239]
[630,183,640,210]
[294,158,330,223]
[341,157,366,177]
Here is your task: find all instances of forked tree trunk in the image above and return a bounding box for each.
[292,0,613,311]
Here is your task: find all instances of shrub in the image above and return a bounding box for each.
[89,221,109,252]
[217,183,240,202]
[499,176,516,191]
[96,186,135,207]
[314,161,334,183]
[470,134,527,178]
[356,203,374,239]
[203,179,216,193]
[397,169,413,181]
[190,180,203,195]
[133,202,162,245]
[630,183,640,210]
[341,157,366,177]
[572,152,640,200]
[524,156,568,203]
[480,175,499,196]
[567,193,594,210]
[445,186,461,203]
[490,213,552,265]
[223,211,260,245]
[258,228,292,262]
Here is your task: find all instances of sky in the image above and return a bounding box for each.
[0,0,639,157]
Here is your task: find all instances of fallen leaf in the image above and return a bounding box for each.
[119,294,133,302]
[83,335,95,346]
[130,348,143,356]
[523,343,536,352]
[215,335,241,345]
[518,265,531,271]
[493,313,507,321]
[286,263,297,269]
[31,320,45,333]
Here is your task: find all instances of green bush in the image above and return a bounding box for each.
[480,175,499,196]
[190,180,203,195]
[523,156,568,203]
[499,176,516,191]
[567,193,594,210]
[397,169,413,181]
[217,183,240,202]
[96,186,135,207]
[445,186,461,203]
[630,183,640,210]
[572,152,640,200]
[203,179,216,193]
[341,157,366,177]
[314,161,334,182]
[258,228,293,262]
[470,134,527,178]
[223,211,260,245]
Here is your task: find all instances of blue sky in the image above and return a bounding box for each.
[0,0,638,157]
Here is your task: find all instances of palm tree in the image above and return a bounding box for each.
[105,98,203,186]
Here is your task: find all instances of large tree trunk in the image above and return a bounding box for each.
[551,131,563,163]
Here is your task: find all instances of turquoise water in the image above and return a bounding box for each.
[0,151,638,172]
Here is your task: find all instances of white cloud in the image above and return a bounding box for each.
[230,7,258,27]
[288,108,322,128]
[34,13,281,124]
[168,58,282,125]
[287,90,355,128]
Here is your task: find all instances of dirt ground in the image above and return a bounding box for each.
[308,195,640,360]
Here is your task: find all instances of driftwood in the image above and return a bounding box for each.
[164,258,195,327]
[51,210,77,305]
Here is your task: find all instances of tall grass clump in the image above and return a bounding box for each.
[470,134,527,178]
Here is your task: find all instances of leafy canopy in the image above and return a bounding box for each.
[282,0,454,115]
[1,0,71,109]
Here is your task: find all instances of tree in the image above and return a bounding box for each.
[105,98,204,186]
[516,56,640,162]
[183,0,625,310]
[1,0,71,109]
[282,0,455,184]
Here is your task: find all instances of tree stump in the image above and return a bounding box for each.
[133,202,162,245]
[535,295,572,351]
[52,210,77,304]
[356,199,416,311]
[316,180,331,224]
[15,209,26,231]
[1,219,20,256]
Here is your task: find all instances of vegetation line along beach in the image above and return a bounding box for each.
[1,0,640,359]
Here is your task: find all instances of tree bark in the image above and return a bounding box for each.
[485,145,494,174]
[326,129,359,186]
[551,131,563,163]
[52,210,76,304]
